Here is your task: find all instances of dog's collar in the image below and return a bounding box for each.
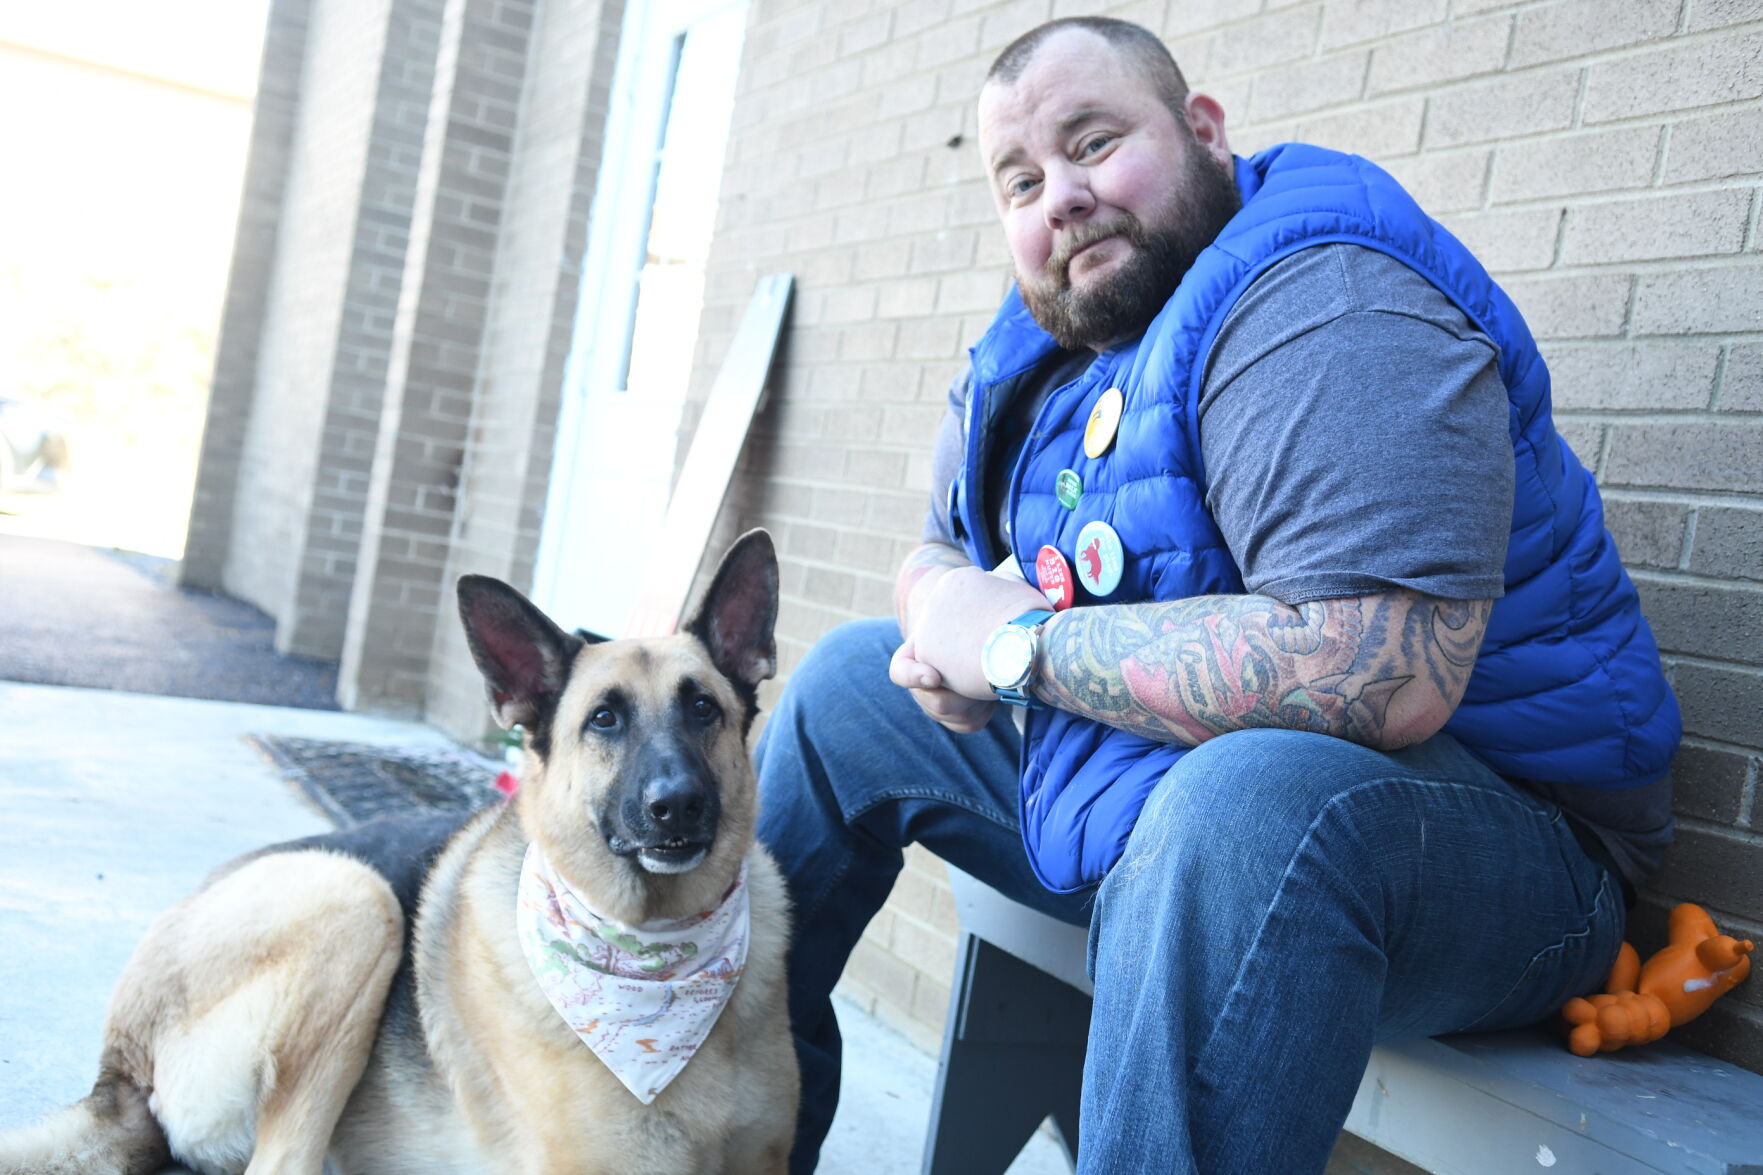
[516,844,749,1103]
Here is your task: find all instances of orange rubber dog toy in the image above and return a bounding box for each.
[1562,903,1754,1057]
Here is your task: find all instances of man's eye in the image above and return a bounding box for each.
[1080,134,1113,156]
[589,707,618,730]
[1008,175,1039,197]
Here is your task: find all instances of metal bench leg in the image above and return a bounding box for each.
[922,932,1091,1175]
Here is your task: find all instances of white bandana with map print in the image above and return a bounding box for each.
[517,843,749,1104]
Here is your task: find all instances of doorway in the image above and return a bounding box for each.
[531,0,750,636]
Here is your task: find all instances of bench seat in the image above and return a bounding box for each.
[925,867,1763,1175]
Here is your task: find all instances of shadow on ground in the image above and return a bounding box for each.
[0,533,338,708]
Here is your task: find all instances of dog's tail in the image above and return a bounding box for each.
[0,1070,169,1175]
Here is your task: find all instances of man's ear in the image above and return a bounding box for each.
[683,529,779,691]
[1183,92,1232,170]
[456,575,579,730]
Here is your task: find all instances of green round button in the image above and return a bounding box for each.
[1055,468,1083,509]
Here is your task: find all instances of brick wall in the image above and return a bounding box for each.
[423,0,626,739]
[182,0,310,593]
[684,0,1763,1064]
[279,0,447,658]
[218,0,386,624]
[338,0,543,715]
[186,0,443,661]
[189,0,622,723]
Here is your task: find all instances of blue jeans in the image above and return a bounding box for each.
[756,619,1626,1175]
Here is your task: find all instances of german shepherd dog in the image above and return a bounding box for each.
[0,530,799,1174]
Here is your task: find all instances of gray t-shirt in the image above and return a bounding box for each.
[1197,244,1510,601]
[920,243,1671,885]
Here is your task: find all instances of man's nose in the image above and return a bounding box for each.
[1042,162,1094,230]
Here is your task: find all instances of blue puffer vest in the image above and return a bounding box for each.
[950,143,1682,893]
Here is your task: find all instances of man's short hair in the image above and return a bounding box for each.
[985,17,1190,120]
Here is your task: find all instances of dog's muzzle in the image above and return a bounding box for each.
[608,772,720,874]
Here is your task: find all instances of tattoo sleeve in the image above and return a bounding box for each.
[894,542,973,632]
[1034,590,1493,750]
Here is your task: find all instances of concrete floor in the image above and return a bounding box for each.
[0,680,1068,1173]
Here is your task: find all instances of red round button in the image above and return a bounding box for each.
[1035,544,1075,611]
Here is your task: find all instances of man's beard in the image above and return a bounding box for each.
[1017,152,1242,351]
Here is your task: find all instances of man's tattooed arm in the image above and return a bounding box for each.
[1033,590,1494,750]
[894,542,973,634]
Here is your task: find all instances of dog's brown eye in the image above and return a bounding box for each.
[691,696,720,724]
[589,707,618,730]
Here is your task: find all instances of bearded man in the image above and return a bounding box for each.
[755,17,1679,1174]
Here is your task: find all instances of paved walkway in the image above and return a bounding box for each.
[0,680,1067,1173]
[0,534,337,708]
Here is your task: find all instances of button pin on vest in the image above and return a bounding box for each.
[1055,468,1083,509]
[1084,388,1124,459]
[1036,544,1074,611]
[1074,520,1124,597]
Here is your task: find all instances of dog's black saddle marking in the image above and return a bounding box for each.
[273,813,472,915]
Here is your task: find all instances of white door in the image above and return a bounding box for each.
[532,0,749,635]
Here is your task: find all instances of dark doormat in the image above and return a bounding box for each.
[250,735,505,827]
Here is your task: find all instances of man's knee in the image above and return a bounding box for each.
[1122,730,1396,879]
[779,616,899,700]
[758,617,905,812]
[764,617,897,744]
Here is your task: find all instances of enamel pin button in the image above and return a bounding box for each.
[1055,468,1083,510]
[1035,544,1074,611]
[1084,388,1124,459]
[1074,520,1124,598]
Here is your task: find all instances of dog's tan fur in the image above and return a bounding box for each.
[0,531,798,1175]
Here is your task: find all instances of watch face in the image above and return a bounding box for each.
[982,623,1036,691]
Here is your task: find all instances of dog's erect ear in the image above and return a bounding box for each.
[456,575,579,731]
[684,529,779,690]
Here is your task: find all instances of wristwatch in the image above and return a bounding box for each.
[981,609,1055,708]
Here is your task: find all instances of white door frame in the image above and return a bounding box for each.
[532,0,748,634]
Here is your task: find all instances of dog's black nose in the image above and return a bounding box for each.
[644,775,708,830]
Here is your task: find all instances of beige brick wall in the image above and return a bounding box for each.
[201,0,392,617]
[187,0,445,663]
[183,0,311,592]
[423,0,626,740]
[339,0,542,715]
[190,0,621,729]
[280,0,448,659]
[683,0,1763,1065]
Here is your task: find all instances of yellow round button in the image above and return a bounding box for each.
[1084,387,1125,459]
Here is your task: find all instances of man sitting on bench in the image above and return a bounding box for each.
[754,17,1680,1174]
